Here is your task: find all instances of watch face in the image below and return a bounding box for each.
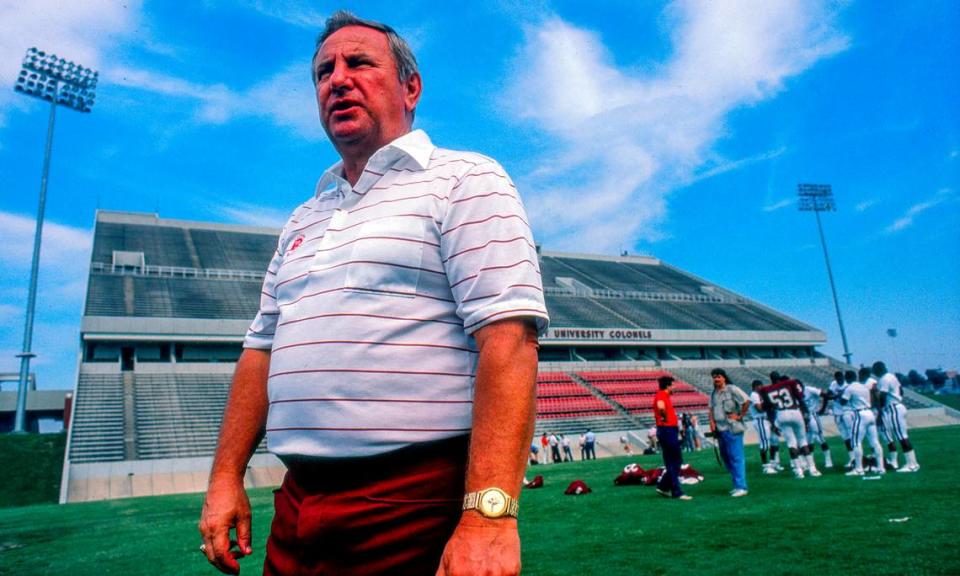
[478,489,508,517]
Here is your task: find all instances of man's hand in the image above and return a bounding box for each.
[199,475,253,574]
[772,426,781,436]
[435,515,520,576]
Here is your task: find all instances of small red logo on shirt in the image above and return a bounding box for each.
[288,235,304,253]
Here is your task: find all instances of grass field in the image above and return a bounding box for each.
[918,391,960,411]
[0,426,957,576]
[0,432,65,508]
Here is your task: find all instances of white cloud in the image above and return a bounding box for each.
[884,189,955,234]
[236,0,328,28]
[215,201,290,229]
[104,61,324,139]
[763,198,794,212]
[0,211,92,309]
[505,1,849,253]
[855,198,880,212]
[0,0,140,128]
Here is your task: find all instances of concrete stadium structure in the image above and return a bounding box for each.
[61,210,952,503]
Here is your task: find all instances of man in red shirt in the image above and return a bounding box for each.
[654,376,692,500]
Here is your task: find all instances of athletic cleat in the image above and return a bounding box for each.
[774,463,785,472]
[676,494,693,501]
[897,464,920,473]
[794,469,805,479]
[656,488,671,497]
[731,489,749,498]
[846,469,865,476]
[809,468,822,477]
[762,465,778,475]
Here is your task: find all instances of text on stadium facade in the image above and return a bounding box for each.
[546,328,653,341]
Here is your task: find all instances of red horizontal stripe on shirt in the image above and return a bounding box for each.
[463,307,546,331]
[313,235,440,255]
[270,397,473,405]
[449,170,516,192]
[449,191,519,206]
[326,213,436,234]
[267,426,472,433]
[441,214,530,237]
[350,192,448,214]
[272,340,476,354]
[460,283,544,303]
[277,312,462,328]
[311,259,446,277]
[443,236,535,263]
[269,368,474,379]
[363,174,462,194]
[288,215,333,235]
[450,259,539,288]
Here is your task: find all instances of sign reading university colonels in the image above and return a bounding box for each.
[541,326,826,345]
[546,328,654,341]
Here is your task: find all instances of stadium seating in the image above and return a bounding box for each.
[576,370,710,417]
[133,373,269,460]
[68,374,126,463]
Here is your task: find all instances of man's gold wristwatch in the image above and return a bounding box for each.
[462,487,519,519]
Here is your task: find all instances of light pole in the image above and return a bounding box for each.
[798,183,852,365]
[11,48,98,433]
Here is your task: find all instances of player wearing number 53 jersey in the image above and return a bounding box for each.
[759,373,820,479]
[874,361,920,472]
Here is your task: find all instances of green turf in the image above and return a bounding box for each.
[0,427,957,576]
[918,391,960,411]
[0,432,65,509]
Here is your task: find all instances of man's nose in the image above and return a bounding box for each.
[329,60,352,91]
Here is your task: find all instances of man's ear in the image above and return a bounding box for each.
[403,72,422,115]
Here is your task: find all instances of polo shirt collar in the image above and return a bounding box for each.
[314,129,434,198]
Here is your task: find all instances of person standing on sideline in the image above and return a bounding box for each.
[654,376,692,500]
[584,428,596,460]
[198,11,548,576]
[708,368,751,497]
[578,432,587,460]
[561,434,575,462]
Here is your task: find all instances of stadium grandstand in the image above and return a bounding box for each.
[61,210,949,502]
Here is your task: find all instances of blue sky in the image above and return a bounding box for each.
[0,0,957,392]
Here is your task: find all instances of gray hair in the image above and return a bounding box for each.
[312,11,419,84]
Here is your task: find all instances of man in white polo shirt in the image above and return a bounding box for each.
[199,11,548,576]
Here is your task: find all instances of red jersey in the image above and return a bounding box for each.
[758,379,805,413]
[653,389,678,427]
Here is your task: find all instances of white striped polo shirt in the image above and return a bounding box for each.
[244,129,549,459]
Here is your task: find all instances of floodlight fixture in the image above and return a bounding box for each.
[797,183,852,365]
[11,48,98,433]
[14,47,98,112]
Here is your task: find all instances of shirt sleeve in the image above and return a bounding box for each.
[440,160,549,336]
[243,235,285,350]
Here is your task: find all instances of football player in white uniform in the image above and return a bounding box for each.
[827,370,856,470]
[874,361,920,472]
[860,366,898,471]
[801,381,833,468]
[750,380,781,474]
[841,370,886,476]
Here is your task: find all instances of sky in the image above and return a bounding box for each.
[0,0,957,393]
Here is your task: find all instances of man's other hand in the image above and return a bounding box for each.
[435,515,520,576]
[199,475,253,574]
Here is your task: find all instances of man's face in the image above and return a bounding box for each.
[712,374,726,388]
[313,26,421,156]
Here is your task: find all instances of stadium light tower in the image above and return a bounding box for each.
[798,183,852,365]
[11,48,98,433]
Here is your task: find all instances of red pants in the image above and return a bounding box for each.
[264,436,468,575]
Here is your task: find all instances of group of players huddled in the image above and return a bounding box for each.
[749,361,919,479]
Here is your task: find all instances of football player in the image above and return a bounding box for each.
[759,372,821,478]
[840,370,885,476]
[860,366,898,471]
[750,380,781,474]
[827,370,856,470]
[874,361,920,472]
[801,381,833,468]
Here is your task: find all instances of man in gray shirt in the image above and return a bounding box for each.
[708,368,751,497]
